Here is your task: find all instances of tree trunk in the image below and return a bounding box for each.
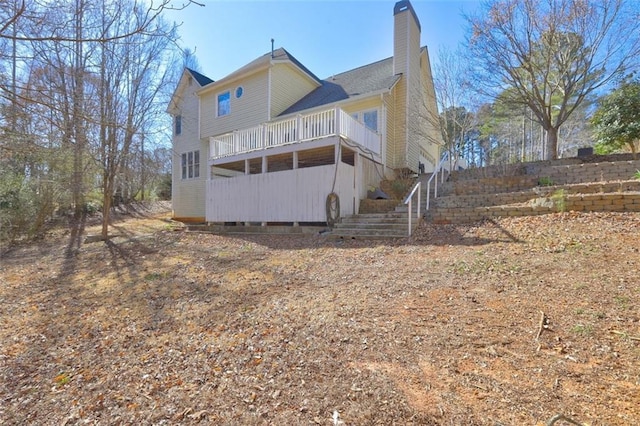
[101,174,112,240]
[546,126,559,160]
[140,134,145,201]
[72,0,86,220]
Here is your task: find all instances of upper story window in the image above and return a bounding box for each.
[175,114,182,135]
[217,91,230,117]
[181,150,200,179]
[363,110,378,132]
[352,109,379,132]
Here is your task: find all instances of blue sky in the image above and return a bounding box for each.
[165,0,481,81]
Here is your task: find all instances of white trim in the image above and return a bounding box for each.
[267,66,272,120]
[351,108,380,133]
[380,93,387,170]
[181,149,201,180]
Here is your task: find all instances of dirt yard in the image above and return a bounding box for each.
[1,204,639,425]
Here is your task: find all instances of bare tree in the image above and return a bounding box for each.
[0,0,195,243]
[0,0,201,42]
[466,0,640,159]
[432,46,478,170]
[93,2,179,240]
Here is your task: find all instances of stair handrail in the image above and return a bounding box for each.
[426,150,456,211]
[403,181,421,236]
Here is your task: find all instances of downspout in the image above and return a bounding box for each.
[267,63,272,121]
[380,93,387,173]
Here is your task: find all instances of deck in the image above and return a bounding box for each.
[209,107,381,161]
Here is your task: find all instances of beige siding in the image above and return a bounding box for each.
[341,96,394,178]
[270,63,318,118]
[393,2,424,173]
[358,156,384,197]
[392,77,407,170]
[341,97,382,115]
[171,72,208,220]
[200,71,269,138]
[405,16,422,172]
[417,49,442,170]
[393,11,409,76]
[172,178,206,220]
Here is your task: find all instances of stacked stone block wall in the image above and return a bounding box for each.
[440,159,640,197]
[359,199,401,214]
[426,157,640,224]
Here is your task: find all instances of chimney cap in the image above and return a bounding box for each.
[393,1,421,31]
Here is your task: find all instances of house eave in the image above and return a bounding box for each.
[166,70,191,114]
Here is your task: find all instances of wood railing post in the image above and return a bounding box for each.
[233,130,239,155]
[408,197,412,236]
[296,114,302,142]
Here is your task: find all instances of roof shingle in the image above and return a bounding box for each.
[280,56,401,116]
[186,68,214,87]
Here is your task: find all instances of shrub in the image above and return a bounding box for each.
[538,176,554,186]
[551,189,567,212]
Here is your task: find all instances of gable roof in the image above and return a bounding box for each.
[271,48,322,85]
[280,56,401,116]
[187,68,214,87]
[167,67,215,114]
[198,47,322,95]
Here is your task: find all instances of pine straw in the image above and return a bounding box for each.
[1,209,639,425]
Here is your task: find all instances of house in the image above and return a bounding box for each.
[167,0,443,225]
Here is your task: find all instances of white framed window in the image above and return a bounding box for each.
[181,150,200,179]
[351,109,379,132]
[217,91,230,117]
[363,110,378,132]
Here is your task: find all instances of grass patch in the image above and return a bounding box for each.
[551,189,567,212]
[614,295,630,308]
[53,372,70,386]
[571,324,593,335]
[144,271,167,281]
[538,176,554,186]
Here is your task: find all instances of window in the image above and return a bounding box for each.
[175,115,182,135]
[181,150,200,179]
[217,91,230,117]
[363,110,378,132]
[351,109,379,132]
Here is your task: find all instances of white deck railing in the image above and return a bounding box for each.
[209,107,381,160]
[404,181,421,236]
